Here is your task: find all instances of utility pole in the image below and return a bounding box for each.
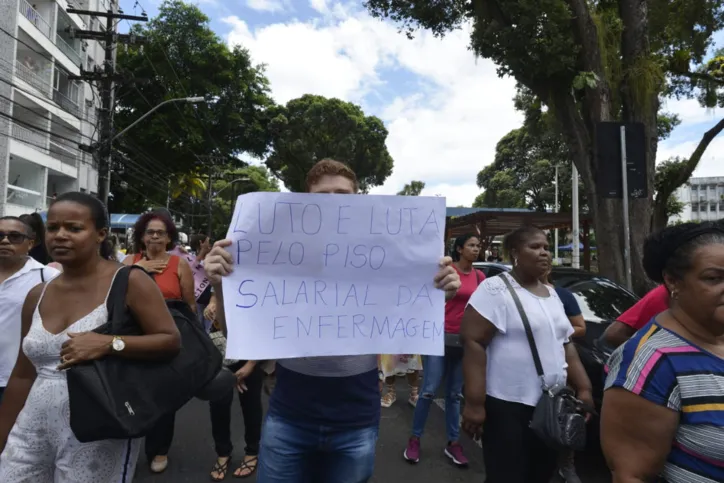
[68,6,148,206]
[207,170,214,237]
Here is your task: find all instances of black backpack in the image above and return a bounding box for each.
[66,266,223,443]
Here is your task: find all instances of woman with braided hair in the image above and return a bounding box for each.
[602,221,724,483]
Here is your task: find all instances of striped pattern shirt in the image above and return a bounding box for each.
[605,321,724,483]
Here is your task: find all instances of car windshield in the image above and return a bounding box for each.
[567,280,638,323]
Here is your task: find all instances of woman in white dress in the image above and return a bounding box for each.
[0,192,181,483]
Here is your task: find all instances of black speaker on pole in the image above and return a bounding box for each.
[595,122,648,199]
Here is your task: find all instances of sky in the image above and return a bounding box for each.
[120,0,724,207]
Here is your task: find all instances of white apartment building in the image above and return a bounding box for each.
[0,0,113,217]
[671,176,724,223]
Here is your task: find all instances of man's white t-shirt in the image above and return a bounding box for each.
[0,258,60,387]
[466,273,574,407]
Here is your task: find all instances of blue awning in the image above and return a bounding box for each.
[558,243,597,251]
[110,214,141,229]
[38,212,142,230]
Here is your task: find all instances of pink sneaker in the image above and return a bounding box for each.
[444,442,469,467]
[403,437,420,463]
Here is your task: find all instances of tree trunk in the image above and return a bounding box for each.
[618,0,659,294]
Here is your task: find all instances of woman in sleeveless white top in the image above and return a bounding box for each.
[0,192,181,483]
[0,271,139,482]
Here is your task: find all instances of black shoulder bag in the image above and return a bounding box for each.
[500,273,588,451]
[66,266,223,443]
[444,269,482,358]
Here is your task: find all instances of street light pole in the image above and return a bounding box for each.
[112,97,205,143]
[572,164,580,269]
[207,177,251,237]
[554,165,559,263]
[96,96,205,207]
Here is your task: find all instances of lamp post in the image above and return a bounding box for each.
[207,177,252,237]
[112,97,205,143]
[99,96,205,206]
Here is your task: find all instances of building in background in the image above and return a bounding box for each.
[671,176,724,223]
[0,0,110,217]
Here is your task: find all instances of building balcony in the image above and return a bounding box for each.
[12,123,48,151]
[11,122,79,170]
[49,139,79,167]
[6,185,44,212]
[18,0,52,40]
[55,33,83,67]
[15,61,53,96]
[52,88,81,119]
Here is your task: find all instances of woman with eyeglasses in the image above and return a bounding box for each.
[123,210,196,474]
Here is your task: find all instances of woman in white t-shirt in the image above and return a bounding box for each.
[459,226,593,483]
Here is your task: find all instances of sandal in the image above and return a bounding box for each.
[381,384,396,407]
[408,385,419,407]
[210,457,230,481]
[233,456,258,478]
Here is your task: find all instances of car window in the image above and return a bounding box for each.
[485,266,505,278]
[567,280,639,323]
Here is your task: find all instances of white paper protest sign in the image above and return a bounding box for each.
[220,192,447,360]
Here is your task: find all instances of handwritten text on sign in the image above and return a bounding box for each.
[221,192,446,360]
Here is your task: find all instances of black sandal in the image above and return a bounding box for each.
[210,457,230,481]
[233,456,258,478]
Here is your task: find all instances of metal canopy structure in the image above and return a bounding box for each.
[444,207,595,270]
[445,207,592,238]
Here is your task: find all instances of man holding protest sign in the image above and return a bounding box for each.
[204,159,461,483]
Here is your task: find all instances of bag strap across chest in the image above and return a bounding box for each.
[500,274,545,379]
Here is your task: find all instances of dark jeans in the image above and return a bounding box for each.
[482,396,557,483]
[209,361,264,457]
[256,413,378,483]
[145,412,176,461]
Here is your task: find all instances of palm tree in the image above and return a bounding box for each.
[169,173,207,200]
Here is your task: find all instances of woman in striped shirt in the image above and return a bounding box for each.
[602,221,724,483]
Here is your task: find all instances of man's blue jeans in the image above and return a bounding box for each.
[257,413,378,483]
[411,353,464,442]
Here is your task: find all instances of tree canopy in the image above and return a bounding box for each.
[208,165,280,239]
[366,0,724,292]
[265,94,394,192]
[111,0,274,214]
[397,180,425,196]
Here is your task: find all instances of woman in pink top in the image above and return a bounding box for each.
[403,234,485,467]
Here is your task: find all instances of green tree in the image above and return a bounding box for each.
[366,0,724,292]
[208,165,280,239]
[111,0,275,214]
[397,180,425,196]
[265,94,394,192]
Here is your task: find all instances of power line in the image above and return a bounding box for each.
[0,64,97,126]
[66,4,149,205]
[0,109,88,149]
[0,92,96,144]
[0,125,94,169]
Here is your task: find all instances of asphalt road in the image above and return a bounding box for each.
[133,384,611,483]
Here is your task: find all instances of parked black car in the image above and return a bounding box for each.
[472,262,640,410]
